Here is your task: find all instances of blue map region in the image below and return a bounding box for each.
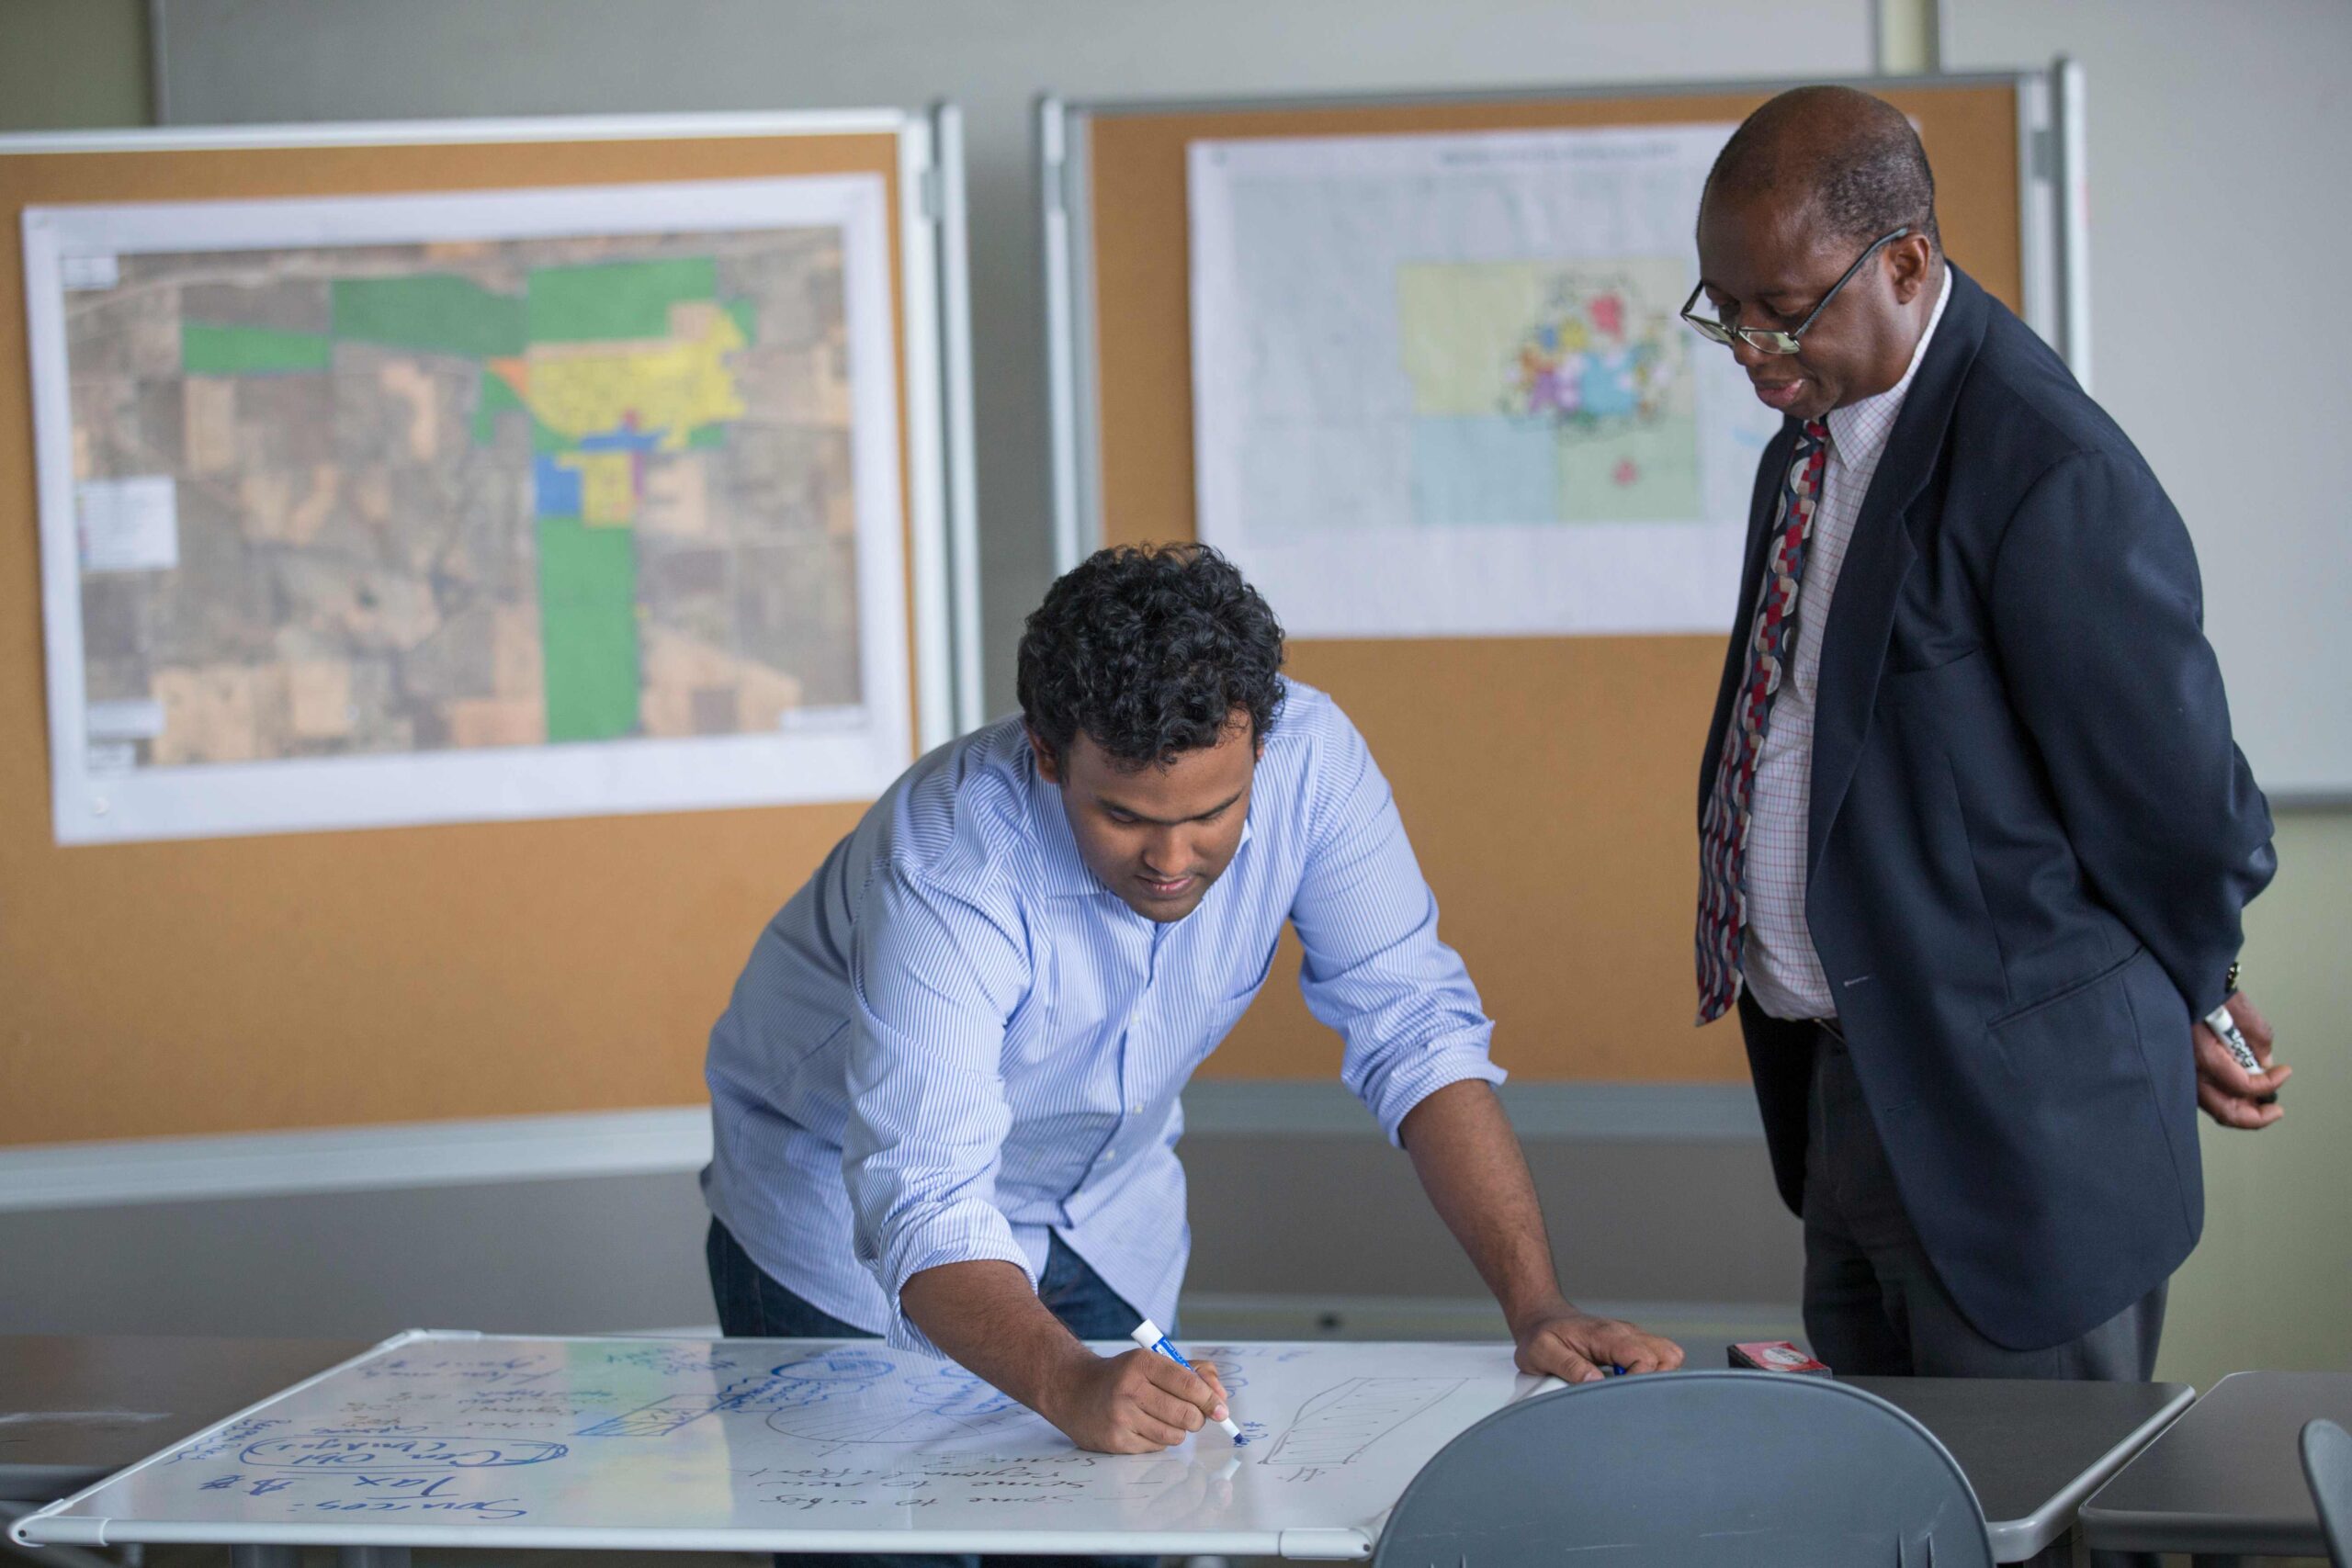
[532,454,582,518]
[1410,416,1559,526]
[1575,348,1649,420]
[578,423,665,453]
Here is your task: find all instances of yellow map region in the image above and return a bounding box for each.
[504,301,750,452]
[558,450,639,525]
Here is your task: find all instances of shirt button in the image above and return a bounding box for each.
[1102,1149,1118,1163]
[1130,1103,1144,1115]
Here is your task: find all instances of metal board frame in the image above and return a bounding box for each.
[0,106,981,1193]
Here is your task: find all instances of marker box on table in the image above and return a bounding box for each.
[1727,1340,1833,1375]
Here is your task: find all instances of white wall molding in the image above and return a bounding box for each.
[1181,1079,1765,1141]
[0,1108,713,1213]
[0,1081,1760,1213]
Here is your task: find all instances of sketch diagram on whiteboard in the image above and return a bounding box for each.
[760,1363,1049,1448]
[1257,1379,1465,1467]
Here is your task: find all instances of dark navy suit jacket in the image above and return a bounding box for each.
[1702,264,2276,1351]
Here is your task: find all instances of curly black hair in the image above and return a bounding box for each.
[1017,542,1285,770]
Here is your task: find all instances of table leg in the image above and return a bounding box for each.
[2014,1530,2074,1567]
[229,1547,300,1568]
[336,1549,410,1568]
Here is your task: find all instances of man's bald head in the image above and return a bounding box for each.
[1703,85,1940,254]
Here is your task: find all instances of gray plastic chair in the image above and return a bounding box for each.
[2305,1417,2352,1567]
[1371,1370,1994,1567]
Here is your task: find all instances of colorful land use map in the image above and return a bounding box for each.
[68,232,857,763]
[1187,123,1778,638]
[28,175,912,843]
[1396,257,1700,525]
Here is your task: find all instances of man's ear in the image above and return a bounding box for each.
[1025,722,1063,786]
[1890,233,1937,305]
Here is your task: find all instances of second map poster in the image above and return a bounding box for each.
[1188,122,1781,639]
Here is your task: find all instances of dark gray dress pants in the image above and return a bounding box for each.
[1800,1024,2166,1379]
[1800,1024,2165,1568]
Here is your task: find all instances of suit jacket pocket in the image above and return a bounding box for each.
[1880,644,1986,695]
[1984,945,2149,1091]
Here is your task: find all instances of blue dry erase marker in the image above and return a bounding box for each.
[1129,1318,1243,1442]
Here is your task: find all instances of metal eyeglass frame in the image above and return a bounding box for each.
[1679,226,1912,355]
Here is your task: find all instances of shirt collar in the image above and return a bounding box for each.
[1824,263,1952,471]
[1023,746,1257,900]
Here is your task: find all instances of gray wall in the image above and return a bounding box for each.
[0,0,149,131]
[0,1136,1799,1339]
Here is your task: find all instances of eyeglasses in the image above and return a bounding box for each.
[1680,227,1911,355]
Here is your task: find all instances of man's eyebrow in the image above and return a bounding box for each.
[1092,787,1248,826]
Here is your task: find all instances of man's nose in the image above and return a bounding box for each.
[1140,825,1186,873]
[1727,330,1774,372]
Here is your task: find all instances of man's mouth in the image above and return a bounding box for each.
[1751,377,1808,412]
[1136,873,1196,899]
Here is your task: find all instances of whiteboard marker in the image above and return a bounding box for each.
[2204,1002,2278,1106]
[1128,1319,1243,1442]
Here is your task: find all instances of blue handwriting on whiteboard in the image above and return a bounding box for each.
[603,1347,741,1376]
[359,1358,554,1387]
[301,1496,527,1520]
[241,1435,567,1471]
[165,1418,289,1465]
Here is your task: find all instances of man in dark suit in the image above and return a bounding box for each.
[1687,85,2283,1380]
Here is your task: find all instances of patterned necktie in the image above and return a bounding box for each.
[1695,419,1830,1023]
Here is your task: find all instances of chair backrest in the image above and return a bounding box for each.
[2304,1417,2352,1567]
[1371,1370,1994,1568]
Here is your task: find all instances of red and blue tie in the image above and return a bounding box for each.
[1695,419,1829,1024]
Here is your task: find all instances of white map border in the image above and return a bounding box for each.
[1187,122,1780,641]
[23,175,912,845]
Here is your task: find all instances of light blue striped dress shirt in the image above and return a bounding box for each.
[701,679,1504,1353]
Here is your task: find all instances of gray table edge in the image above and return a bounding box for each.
[2076,1369,2348,1558]
[1978,1381,2196,1562]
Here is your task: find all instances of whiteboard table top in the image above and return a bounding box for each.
[9,1331,1550,1561]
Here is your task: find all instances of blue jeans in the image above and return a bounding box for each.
[705,1218,1159,1568]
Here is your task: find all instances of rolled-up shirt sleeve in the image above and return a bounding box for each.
[1290,703,1505,1144]
[842,855,1034,1354]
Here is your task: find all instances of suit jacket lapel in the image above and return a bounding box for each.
[1805,264,1991,876]
[1698,421,1801,813]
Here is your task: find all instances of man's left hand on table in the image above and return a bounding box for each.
[1510,1299,1686,1383]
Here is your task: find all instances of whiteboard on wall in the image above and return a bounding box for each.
[14,1333,1550,1560]
[1945,0,2352,800]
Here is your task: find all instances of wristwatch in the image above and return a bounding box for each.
[2224,959,2241,996]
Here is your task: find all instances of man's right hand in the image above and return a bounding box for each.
[2195,989,2288,1129]
[1040,1348,1230,1454]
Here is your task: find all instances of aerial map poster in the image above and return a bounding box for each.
[1188,122,1782,639]
[23,175,911,845]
